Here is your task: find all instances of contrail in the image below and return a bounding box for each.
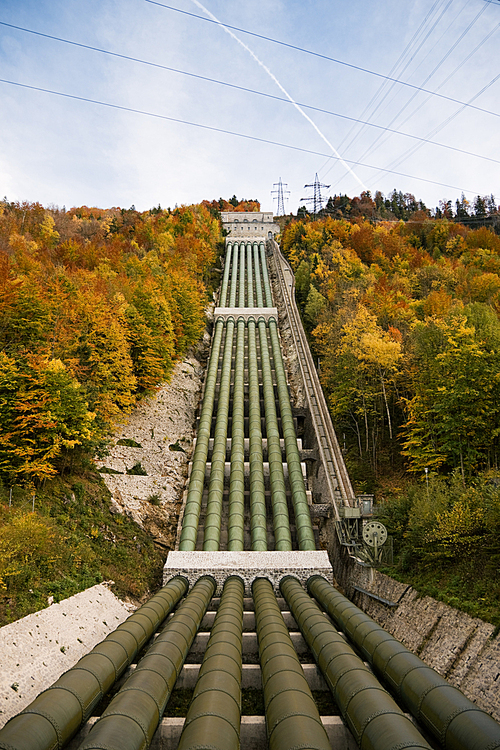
[191,0,368,192]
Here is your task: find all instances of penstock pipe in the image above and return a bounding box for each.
[0,576,189,750]
[308,575,500,750]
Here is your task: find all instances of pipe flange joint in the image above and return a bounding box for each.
[100,710,149,741]
[323,662,358,690]
[72,665,105,695]
[47,684,86,720]
[184,711,239,735]
[20,709,62,749]
[440,706,482,746]
[394,663,427,699]
[93,650,120,681]
[356,708,401,744]
[268,710,324,735]
[264,684,313,707]
[343,683,384,715]
[118,685,162,714]
[416,682,441,721]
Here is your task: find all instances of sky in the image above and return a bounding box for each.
[0,0,499,214]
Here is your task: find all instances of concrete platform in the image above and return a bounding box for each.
[214,307,278,322]
[163,550,333,594]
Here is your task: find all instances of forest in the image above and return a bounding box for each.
[1,187,499,627]
[281,195,500,625]
[0,199,223,485]
[0,197,227,622]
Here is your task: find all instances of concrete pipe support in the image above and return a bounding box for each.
[253,578,331,750]
[78,576,216,750]
[269,318,315,550]
[308,575,500,750]
[177,576,244,750]
[0,576,189,750]
[258,318,292,550]
[204,318,235,550]
[280,576,431,750]
[179,318,224,550]
[247,318,268,550]
[228,318,246,550]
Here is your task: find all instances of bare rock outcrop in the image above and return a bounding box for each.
[97,335,210,551]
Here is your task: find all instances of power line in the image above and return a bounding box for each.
[369,69,500,186]
[353,1,489,172]
[0,21,498,169]
[143,1,500,121]
[0,77,487,196]
[330,0,447,171]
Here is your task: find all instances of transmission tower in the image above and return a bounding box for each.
[300,173,330,217]
[271,178,290,216]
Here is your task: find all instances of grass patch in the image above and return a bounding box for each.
[376,472,500,627]
[0,471,164,626]
[169,441,186,453]
[126,462,147,476]
[147,493,162,506]
[116,438,143,448]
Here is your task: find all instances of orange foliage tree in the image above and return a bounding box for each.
[0,198,223,483]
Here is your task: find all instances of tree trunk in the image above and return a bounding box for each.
[379,367,393,440]
[362,394,369,453]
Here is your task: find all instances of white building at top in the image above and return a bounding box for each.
[220,211,280,240]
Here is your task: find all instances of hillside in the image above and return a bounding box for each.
[281,206,500,626]
[0,197,233,624]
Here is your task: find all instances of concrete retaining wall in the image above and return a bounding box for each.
[0,584,133,728]
[350,564,500,722]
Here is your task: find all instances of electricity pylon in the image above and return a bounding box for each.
[271,178,290,216]
[300,173,330,217]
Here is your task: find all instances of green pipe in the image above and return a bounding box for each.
[220,243,232,307]
[204,319,235,550]
[179,318,224,550]
[248,318,268,550]
[229,243,239,307]
[0,576,189,750]
[258,318,292,550]
[281,577,431,750]
[308,576,500,750]
[78,576,216,750]
[268,318,315,550]
[253,578,331,750]
[228,318,245,550]
[238,242,246,307]
[247,242,254,307]
[177,576,244,750]
[253,242,264,308]
[259,241,274,307]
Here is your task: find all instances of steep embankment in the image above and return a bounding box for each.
[96,329,211,549]
[0,333,210,727]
